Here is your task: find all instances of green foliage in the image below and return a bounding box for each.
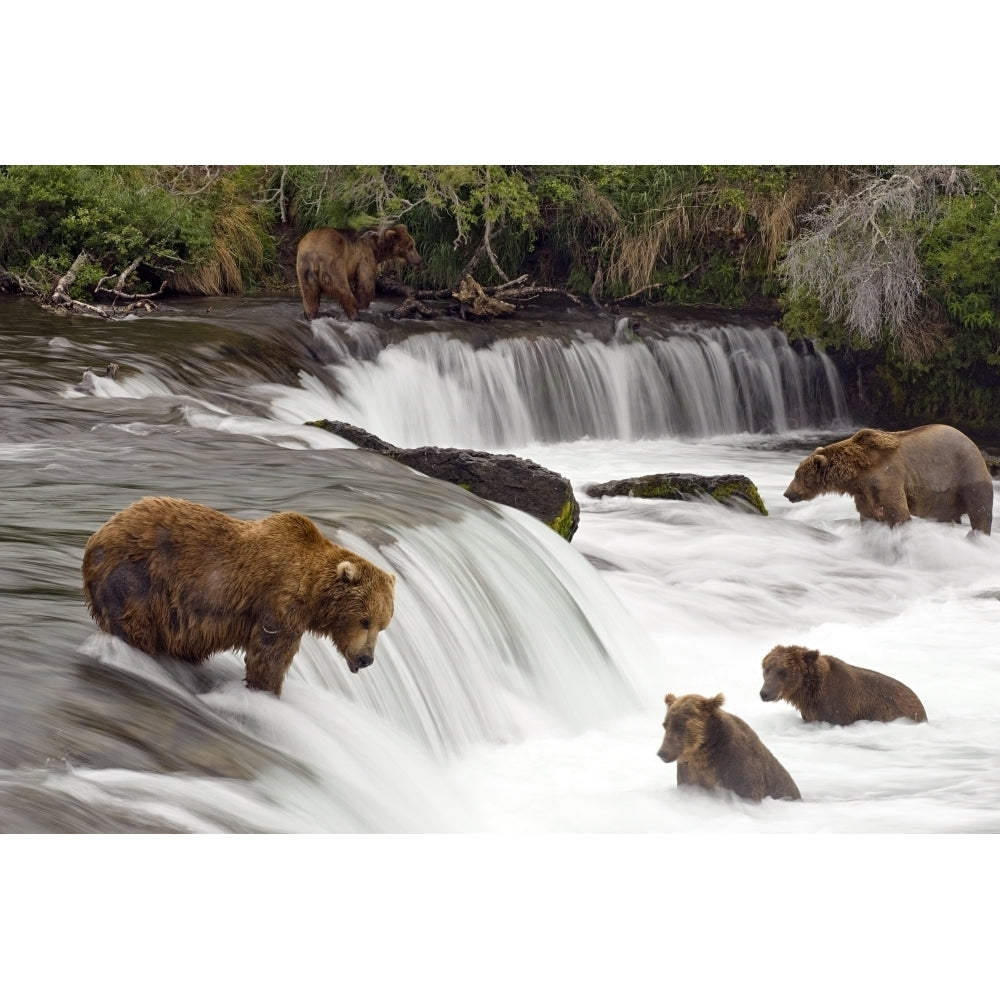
[919,165,1000,337]
[0,165,277,299]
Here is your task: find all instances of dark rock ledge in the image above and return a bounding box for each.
[307,420,580,541]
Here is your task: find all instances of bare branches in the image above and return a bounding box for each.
[94,256,167,301]
[45,250,162,317]
[780,167,970,352]
[154,166,228,197]
[259,166,290,223]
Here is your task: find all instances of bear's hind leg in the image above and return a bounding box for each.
[86,558,153,643]
[964,482,993,534]
[300,282,321,320]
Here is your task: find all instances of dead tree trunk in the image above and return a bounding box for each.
[52,251,90,308]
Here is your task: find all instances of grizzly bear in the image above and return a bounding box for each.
[81,497,396,697]
[760,645,927,725]
[657,693,801,802]
[296,224,422,321]
[783,424,993,533]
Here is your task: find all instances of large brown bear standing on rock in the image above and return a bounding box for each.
[82,497,396,697]
[760,645,927,725]
[296,224,422,320]
[783,424,993,534]
[657,692,801,802]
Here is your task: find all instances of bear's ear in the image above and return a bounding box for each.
[813,450,829,469]
[336,560,359,582]
[706,693,725,712]
[664,693,676,707]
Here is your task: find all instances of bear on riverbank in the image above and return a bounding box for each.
[657,692,801,802]
[783,424,993,533]
[296,224,422,320]
[82,497,396,696]
[760,645,927,725]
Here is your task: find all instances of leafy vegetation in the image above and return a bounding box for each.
[3,164,1000,429]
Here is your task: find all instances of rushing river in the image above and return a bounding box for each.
[2,294,998,834]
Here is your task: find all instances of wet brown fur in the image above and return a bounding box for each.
[296,224,422,320]
[760,644,927,725]
[783,424,993,533]
[81,497,396,696]
[658,692,801,802]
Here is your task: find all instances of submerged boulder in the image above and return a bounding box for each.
[306,419,580,541]
[585,473,768,516]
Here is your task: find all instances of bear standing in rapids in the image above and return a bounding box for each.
[82,497,396,697]
[657,692,801,802]
[782,424,993,534]
[760,645,927,725]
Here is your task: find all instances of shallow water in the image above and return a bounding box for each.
[2,294,998,834]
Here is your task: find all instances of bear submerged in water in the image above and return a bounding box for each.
[760,645,927,725]
[657,692,800,802]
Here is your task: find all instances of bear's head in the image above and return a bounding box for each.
[373,224,422,268]
[316,559,396,674]
[760,644,819,703]
[783,448,830,503]
[658,692,724,763]
[784,429,898,503]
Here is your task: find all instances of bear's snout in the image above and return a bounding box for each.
[783,487,802,503]
[760,688,775,701]
[349,652,374,673]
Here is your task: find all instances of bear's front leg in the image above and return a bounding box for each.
[244,627,302,697]
[871,486,910,527]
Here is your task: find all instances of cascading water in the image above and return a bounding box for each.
[5,296,998,838]
[270,314,850,448]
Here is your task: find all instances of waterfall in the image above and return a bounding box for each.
[269,316,850,448]
[286,476,651,757]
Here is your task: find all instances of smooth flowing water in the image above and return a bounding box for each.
[2,294,998,833]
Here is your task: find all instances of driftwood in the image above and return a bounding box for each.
[382,272,582,321]
[51,251,91,308]
[390,297,440,320]
[43,251,163,318]
[454,274,516,319]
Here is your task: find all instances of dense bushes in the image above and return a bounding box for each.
[0,165,274,298]
[3,163,1000,430]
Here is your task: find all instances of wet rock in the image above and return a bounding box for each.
[307,419,580,541]
[585,473,768,516]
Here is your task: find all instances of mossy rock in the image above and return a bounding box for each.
[585,473,768,516]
